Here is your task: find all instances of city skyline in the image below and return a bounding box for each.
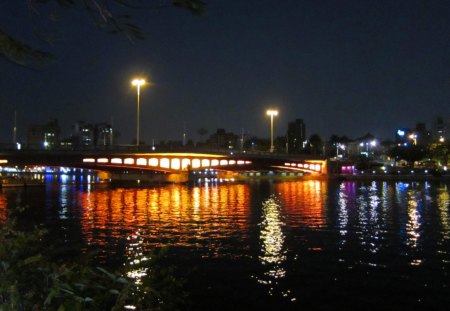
[1,1,450,144]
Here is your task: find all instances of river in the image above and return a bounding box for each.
[1,178,450,310]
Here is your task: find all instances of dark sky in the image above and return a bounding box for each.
[1,0,450,144]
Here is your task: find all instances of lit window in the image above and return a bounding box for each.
[111,158,122,164]
[149,158,158,166]
[83,158,95,163]
[211,159,219,166]
[220,160,228,166]
[201,159,210,167]
[124,158,134,165]
[97,158,108,163]
[171,158,181,170]
[136,158,147,165]
[182,158,191,169]
[192,159,201,168]
[160,158,170,168]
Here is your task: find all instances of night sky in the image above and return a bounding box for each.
[1,0,450,145]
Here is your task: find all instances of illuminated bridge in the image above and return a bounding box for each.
[0,151,327,182]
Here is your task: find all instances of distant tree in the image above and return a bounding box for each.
[275,136,287,153]
[328,134,340,145]
[0,0,205,67]
[428,142,449,166]
[388,145,428,167]
[308,134,323,156]
[244,136,270,152]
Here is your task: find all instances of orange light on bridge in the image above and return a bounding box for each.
[124,158,135,165]
[192,159,201,168]
[149,158,158,167]
[137,158,147,165]
[182,158,191,169]
[111,158,122,164]
[160,158,170,169]
[171,158,181,170]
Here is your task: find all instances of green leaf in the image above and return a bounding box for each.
[96,267,117,281]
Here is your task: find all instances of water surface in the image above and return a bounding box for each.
[1,179,449,310]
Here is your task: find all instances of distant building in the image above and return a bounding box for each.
[286,119,306,153]
[433,116,448,142]
[95,123,113,146]
[72,121,95,147]
[27,119,61,150]
[414,122,432,145]
[396,123,432,146]
[206,129,238,150]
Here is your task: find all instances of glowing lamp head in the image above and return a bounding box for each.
[266,109,278,117]
[131,79,146,87]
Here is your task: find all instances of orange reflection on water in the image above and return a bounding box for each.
[275,180,327,228]
[78,184,251,250]
[0,192,6,222]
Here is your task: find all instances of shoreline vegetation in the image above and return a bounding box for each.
[0,210,187,310]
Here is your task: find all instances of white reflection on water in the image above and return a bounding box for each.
[338,183,349,241]
[395,182,427,266]
[58,184,69,220]
[257,195,294,300]
[406,187,422,251]
[124,230,150,310]
[438,184,450,240]
[125,230,149,285]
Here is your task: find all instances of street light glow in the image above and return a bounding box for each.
[131,79,146,87]
[266,109,278,153]
[131,78,147,147]
[266,109,278,117]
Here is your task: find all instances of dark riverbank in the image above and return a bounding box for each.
[332,173,450,181]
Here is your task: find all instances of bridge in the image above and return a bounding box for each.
[0,150,327,183]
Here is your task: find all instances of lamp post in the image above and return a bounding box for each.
[266,109,278,153]
[131,78,146,147]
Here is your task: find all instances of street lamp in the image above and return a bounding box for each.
[131,78,146,147]
[266,109,278,153]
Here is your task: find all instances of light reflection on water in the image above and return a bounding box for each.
[78,184,251,261]
[1,179,450,309]
[256,195,291,299]
[0,192,6,221]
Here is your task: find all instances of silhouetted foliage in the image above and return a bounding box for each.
[0,208,187,310]
[0,0,206,67]
[388,145,428,167]
[307,134,323,155]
